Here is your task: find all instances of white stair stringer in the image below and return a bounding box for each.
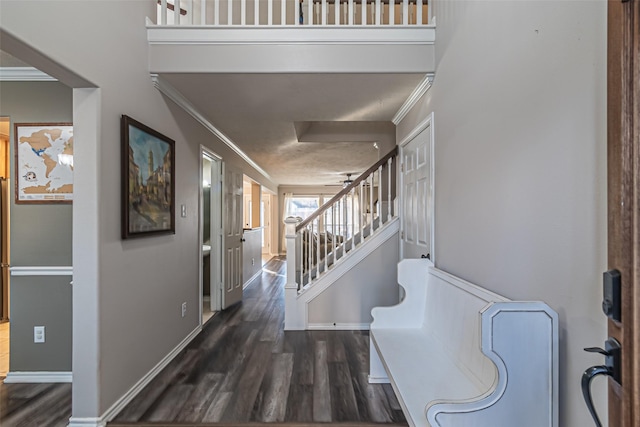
[285,217,400,330]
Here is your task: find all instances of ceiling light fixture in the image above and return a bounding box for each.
[343,173,353,188]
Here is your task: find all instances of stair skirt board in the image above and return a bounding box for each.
[294,218,400,330]
[298,218,400,303]
[307,322,370,330]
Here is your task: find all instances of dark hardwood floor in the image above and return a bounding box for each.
[0,257,405,426]
[0,382,72,426]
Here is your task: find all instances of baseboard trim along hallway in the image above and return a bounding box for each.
[104,325,202,422]
[3,371,72,383]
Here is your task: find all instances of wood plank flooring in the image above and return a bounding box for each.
[114,256,405,424]
[0,382,72,426]
[0,257,405,426]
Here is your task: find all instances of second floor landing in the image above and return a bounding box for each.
[147,0,436,74]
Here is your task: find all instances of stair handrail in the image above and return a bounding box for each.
[296,146,398,233]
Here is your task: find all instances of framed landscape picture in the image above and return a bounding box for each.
[15,123,74,203]
[121,115,175,239]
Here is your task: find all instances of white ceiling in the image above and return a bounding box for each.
[160,72,424,185]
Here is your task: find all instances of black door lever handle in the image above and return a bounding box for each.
[584,347,609,356]
[581,365,610,427]
[581,337,621,427]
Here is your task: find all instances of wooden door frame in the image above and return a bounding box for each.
[607,0,639,426]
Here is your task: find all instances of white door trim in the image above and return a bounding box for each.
[399,112,435,263]
[200,146,223,323]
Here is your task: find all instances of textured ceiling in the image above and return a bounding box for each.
[160,72,424,186]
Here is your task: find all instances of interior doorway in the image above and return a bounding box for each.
[0,116,10,379]
[200,148,222,323]
[261,191,274,258]
[400,113,434,261]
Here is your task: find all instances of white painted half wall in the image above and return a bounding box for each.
[397,1,607,426]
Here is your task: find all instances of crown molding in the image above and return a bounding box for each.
[0,67,57,81]
[151,74,273,182]
[392,73,434,125]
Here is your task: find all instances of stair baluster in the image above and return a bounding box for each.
[286,147,397,294]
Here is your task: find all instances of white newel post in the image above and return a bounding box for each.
[284,216,304,330]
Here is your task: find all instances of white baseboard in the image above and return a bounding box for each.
[307,323,370,330]
[3,371,72,383]
[368,374,390,384]
[243,269,262,289]
[97,325,201,424]
[67,417,106,427]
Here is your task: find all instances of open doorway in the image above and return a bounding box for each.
[261,190,275,263]
[200,148,222,324]
[0,116,10,379]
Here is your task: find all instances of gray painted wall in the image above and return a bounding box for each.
[0,82,73,266]
[1,0,277,417]
[307,230,399,326]
[0,81,73,372]
[9,275,72,371]
[242,228,262,286]
[397,1,607,425]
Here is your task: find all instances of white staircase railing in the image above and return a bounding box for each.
[157,0,431,26]
[284,147,397,296]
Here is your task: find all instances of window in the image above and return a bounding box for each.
[285,196,320,220]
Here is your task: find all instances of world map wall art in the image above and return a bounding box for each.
[121,115,175,239]
[15,123,74,204]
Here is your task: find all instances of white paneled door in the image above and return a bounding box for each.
[401,116,434,260]
[261,194,271,255]
[223,163,243,309]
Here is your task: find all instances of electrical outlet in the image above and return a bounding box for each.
[34,326,45,343]
[181,302,187,318]
[181,205,187,218]
[252,258,255,266]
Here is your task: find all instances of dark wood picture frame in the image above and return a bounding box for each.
[121,115,175,239]
[14,122,74,204]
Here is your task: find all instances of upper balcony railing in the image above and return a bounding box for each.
[157,0,431,27]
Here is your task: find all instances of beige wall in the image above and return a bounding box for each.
[398,1,607,425]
